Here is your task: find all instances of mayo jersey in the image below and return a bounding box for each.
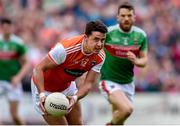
[44,35,105,92]
[101,24,148,84]
[0,34,27,81]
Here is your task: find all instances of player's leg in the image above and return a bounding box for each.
[43,115,68,125]
[65,101,83,125]
[109,90,133,125]
[62,81,83,124]
[0,81,6,124]
[9,101,25,125]
[99,80,134,125]
[7,82,25,125]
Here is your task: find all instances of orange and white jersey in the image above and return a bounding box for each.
[44,35,105,92]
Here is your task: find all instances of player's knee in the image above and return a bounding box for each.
[125,106,133,117]
[117,105,133,118]
[11,114,20,122]
[122,106,133,118]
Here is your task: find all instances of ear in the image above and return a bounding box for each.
[84,35,88,43]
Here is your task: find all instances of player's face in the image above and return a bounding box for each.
[85,31,106,54]
[1,23,12,35]
[117,8,135,32]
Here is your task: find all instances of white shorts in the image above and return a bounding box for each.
[99,80,135,102]
[31,79,78,115]
[0,80,23,101]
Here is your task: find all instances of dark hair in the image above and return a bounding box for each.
[0,17,12,25]
[118,2,135,14]
[85,20,107,36]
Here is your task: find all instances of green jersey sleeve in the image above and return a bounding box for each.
[140,33,148,51]
[18,43,28,56]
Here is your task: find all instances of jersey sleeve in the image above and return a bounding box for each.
[14,37,28,56]
[140,34,148,51]
[48,43,67,65]
[91,59,105,73]
[18,44,28,56]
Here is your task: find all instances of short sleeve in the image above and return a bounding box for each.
[18,44,28,56]
[91,59,105,73]
[48,43,67,64]
[140,35,148,51]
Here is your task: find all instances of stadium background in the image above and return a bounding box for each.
[0,0,179,125]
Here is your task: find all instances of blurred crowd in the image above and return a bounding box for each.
[0,0,179,92]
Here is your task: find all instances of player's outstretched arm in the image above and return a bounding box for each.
[33,55,58,113]
[68,70,100,111]
[33,55,57,94]
[76,70,100,100]
[11,54,31,87]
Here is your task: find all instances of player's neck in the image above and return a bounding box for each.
[3,34,10,41]
[119,24,133,33]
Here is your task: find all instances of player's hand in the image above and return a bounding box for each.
[67,95,78,113]
[39,93,48,115]
[11,75,21,87]
[127,51,137,64]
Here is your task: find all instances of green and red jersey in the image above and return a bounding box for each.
[0,34,27,81]
[101,24,148,84]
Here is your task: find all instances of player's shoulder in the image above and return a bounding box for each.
[11,34,25,44]
[60,34,85,48]
[107,24,119,32]
[132,26,147,37]
[0,34,24,45]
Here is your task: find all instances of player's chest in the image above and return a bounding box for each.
[63,54,98,69]
[109,33,141,46]
[0,42,18,52]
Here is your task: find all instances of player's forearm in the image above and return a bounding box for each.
[76,82,92,100]
[134,57,147,67]
[76,72,87,88]
[16,61,31,80]
[33,67,45,93]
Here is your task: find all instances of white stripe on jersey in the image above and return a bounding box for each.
[66,43,81,51]
[66,45,81,54]
[98,51,105,60]
[91,60,104,73]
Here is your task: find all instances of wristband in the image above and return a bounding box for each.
[39,92,46,99]
[72,95,78,103]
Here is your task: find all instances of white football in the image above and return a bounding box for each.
[44,92,69,117]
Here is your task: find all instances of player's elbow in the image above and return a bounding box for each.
[140,61,147,67]
[137,62,147,68]
[33,65,43,76]
[136,57,148,68]
[33,68,38,77]
[142,58,148,67]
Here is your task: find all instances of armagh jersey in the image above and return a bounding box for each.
[0,34,27,81]
[43,35,105,92]
[101,24,148,84]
